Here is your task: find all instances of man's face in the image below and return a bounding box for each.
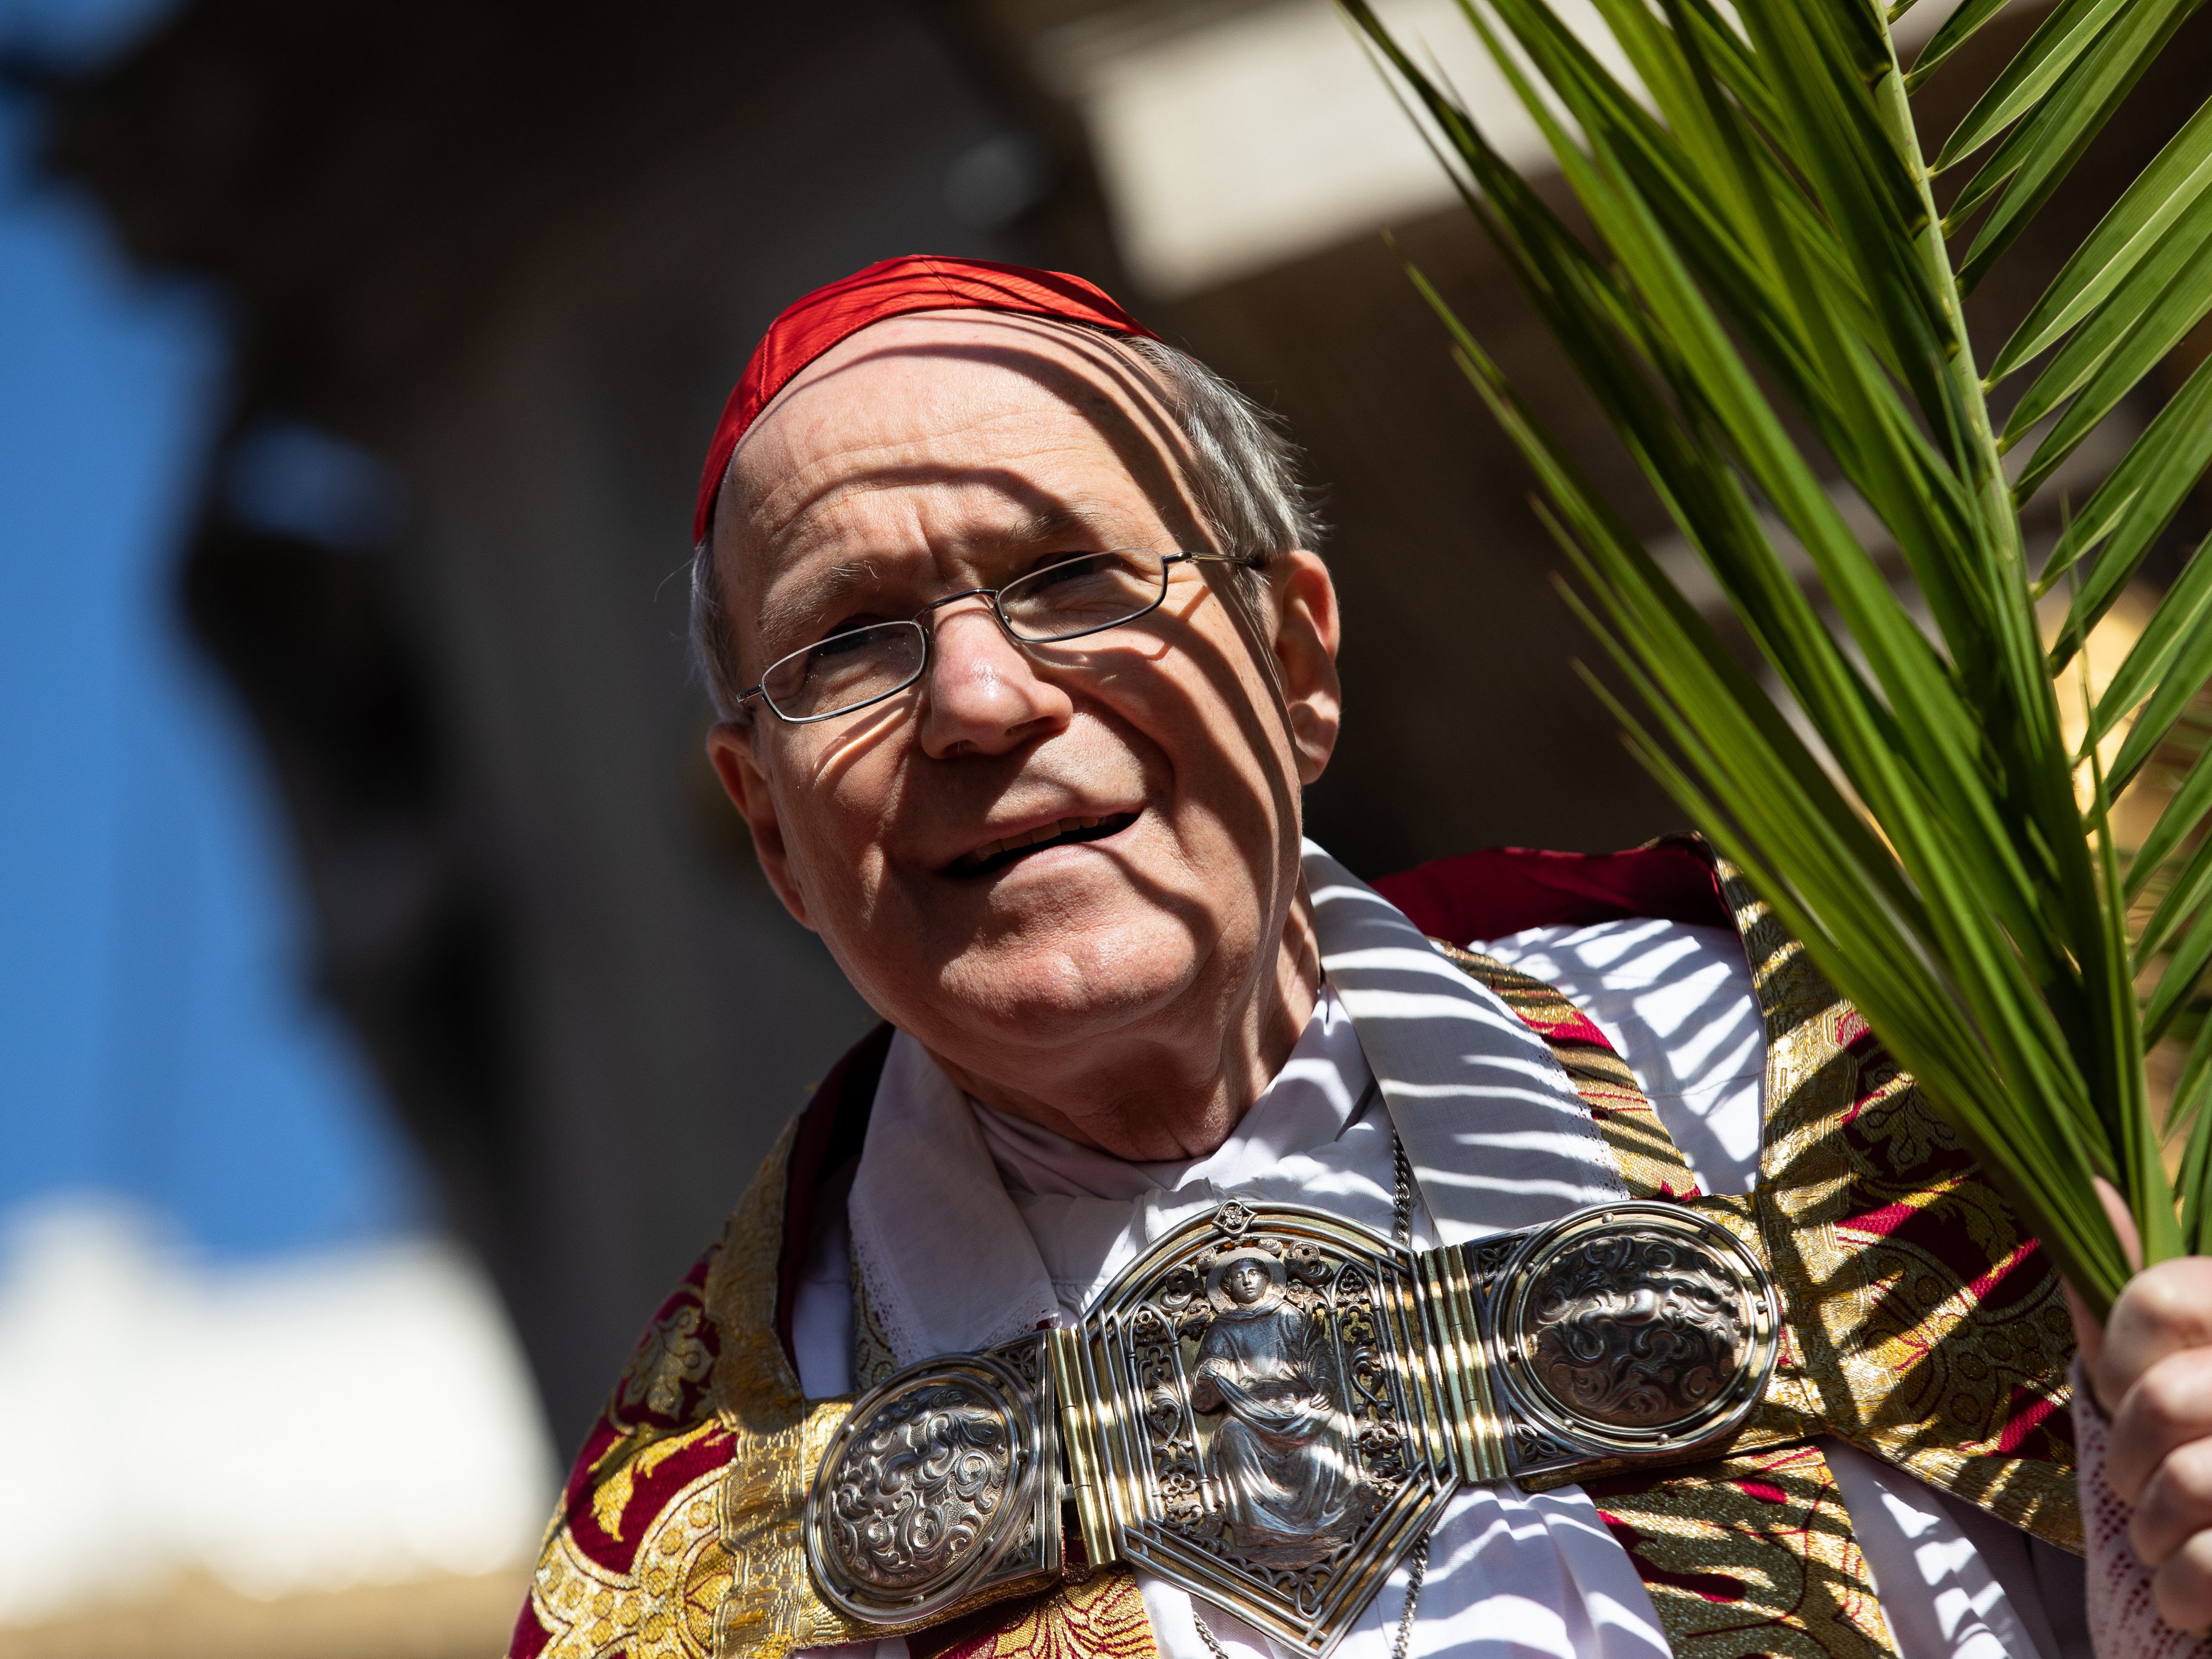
[1225,1260,1270,1306]
[704,313,1340,1147]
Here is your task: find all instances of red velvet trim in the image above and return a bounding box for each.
[775,1021,895,1375]
[1372,836,1729,946]
[507,1595,552,1659]
[561,1420,736,1573]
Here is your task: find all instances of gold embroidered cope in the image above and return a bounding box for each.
[514,864,2077,1659]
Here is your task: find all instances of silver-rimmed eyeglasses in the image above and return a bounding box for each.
[734,548,1256,724]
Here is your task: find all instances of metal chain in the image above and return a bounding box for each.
[1190,1609,1236,1659]
[1391,1120,1414,1248]
[1390,1530,1432,1659]
[1386,1124,1434,1659]
[1190,1528,1430,1659]
[1192,1123,1431,1659]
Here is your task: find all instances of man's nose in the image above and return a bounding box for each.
[916,599,1073,758]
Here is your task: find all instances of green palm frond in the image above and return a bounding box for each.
[1342,0,2212,1309]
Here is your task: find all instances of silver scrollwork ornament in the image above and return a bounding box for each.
[804,1342,1060,1624]
[1490,1203,1779,1474]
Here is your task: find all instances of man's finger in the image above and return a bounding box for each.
[2095,1258,2212,1414]
[2108,1352,2212,1502]
[2129,1437,2212,1563]
[2154,1532,2212,1636]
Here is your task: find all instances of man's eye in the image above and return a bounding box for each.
[809,627,881,660]
[792,609,890,650]
[1021,551,1123,590]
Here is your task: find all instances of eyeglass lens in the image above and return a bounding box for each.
[759,549,1173,721]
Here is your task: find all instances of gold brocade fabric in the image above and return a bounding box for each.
[515,1117,868,1659]
[1724,867,2079,1549]
[907,1569,1160,1659]
[1437,866,2079,1659]
[704,1120,865,1659]
[1443,945,1896,1659]
[1584,1446,1889,1659]
[512,863,2075,1659]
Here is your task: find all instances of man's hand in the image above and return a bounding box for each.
[2075,1186,2212,1634]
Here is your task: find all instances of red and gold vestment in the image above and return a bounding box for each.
[508,841,2076,1659]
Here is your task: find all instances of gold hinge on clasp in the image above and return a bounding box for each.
[1414,1245,1512,1483]
[1049,1324,1115,1571]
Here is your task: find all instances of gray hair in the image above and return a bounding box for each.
[687,332,1324,720]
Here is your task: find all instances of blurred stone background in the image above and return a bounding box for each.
[2,0,2204,1652]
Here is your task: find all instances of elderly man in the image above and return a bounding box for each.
[507,258,2212,1659]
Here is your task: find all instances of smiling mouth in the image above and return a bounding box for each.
[948,812,1140,877]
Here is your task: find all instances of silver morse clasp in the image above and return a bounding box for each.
[1437,1201,1781,1485]
[805,1199,1779,1656]
[803,1334,1063,1626]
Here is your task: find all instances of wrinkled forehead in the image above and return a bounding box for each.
[714,312,1202,593]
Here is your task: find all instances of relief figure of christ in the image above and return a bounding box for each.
[1188,1251,1366,1562]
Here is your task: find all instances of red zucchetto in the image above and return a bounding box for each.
[693,255,1157,543]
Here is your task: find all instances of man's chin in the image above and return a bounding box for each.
[922,923,1211,1047]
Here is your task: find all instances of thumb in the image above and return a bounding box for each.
[2067,1176,2143,1414]
[2098,1175,2146,1273]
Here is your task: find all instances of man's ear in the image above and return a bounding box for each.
[1270,550,1341,787]
[705,722,817,931]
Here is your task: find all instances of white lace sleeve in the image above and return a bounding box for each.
[2077,1358,2212,1659]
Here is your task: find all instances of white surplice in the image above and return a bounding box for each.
[790,844,2087,1659]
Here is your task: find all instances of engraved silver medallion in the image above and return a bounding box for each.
[804,1335,1059,1624]
[1485,1202,1779,1476]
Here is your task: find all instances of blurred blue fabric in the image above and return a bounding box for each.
[0,0,425,1259]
